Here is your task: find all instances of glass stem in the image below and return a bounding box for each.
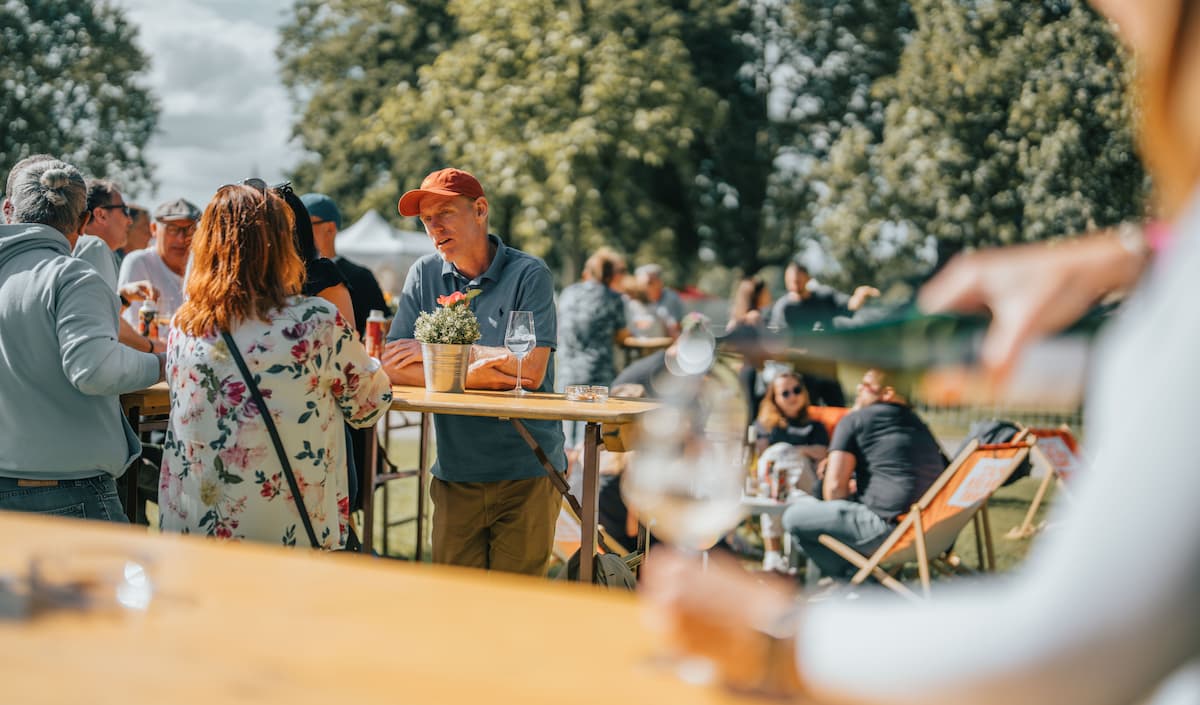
[516,356,523,393]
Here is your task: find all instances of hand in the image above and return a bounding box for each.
[465,363,533,391]
[918,232,1144,381]
[468,345,511,371]
[640,548,804,695]
[382,339,423,370]
[119,280,158,305]
[847,285,881,311]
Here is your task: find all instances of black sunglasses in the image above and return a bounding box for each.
[222,178,292,196]
[779,385,806,399]
[95,203,131,217]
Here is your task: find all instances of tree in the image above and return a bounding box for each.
[812,0,1146,291]
[278,0,457,221]
[366,0,724,281]
[0,0,157,191]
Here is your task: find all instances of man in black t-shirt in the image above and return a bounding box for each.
[767,259,880,333]
[301,193,390,512]
[301,193,390,336]
[781,368,946,584]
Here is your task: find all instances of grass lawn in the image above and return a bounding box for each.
[364,428,1065,584]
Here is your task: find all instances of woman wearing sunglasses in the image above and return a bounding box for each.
[752,372,829,573]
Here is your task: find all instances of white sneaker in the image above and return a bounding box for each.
[762,552,787,573]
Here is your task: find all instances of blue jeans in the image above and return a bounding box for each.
[0,475,128,523]
[782,494,891,582]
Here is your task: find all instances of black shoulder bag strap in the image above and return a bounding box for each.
[220,330,321,549]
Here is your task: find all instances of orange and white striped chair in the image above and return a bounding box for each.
[817,432,1035,600]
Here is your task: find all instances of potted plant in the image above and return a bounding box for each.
[414,289,482,392]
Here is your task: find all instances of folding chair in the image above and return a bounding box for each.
[817,433,1034,601]
[807,405,851,440]
[1006,426,1084,539]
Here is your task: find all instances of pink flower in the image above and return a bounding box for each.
[291,340,309,362]
[437,291,468,307]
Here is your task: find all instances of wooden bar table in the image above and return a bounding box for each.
[0,512,774,705]
[373,386,658,583]
[119,382,171,522]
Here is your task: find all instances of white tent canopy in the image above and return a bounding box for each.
[335,210,434,296]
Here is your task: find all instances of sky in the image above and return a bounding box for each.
[111,0,305,210]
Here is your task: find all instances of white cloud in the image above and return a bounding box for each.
[111,0,307,211]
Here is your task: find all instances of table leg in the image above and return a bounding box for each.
[580,422,601,584]
[509,419,608,582]
[124,405,142,523]
[415,413,430,562]
[363,424,379,555]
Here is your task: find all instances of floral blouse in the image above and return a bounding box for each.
[159,297,392,549]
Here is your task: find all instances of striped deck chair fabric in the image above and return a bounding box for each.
[817,433,1034,600]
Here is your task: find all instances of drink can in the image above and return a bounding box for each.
[138,300,157,338]
[766,460,779,500]
[776,465,789,502]
[365,309,386,359]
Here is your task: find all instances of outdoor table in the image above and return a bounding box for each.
[621,335,674,361]
[373,386,659,583]
[0,511,773,705]
[119,382,171,521]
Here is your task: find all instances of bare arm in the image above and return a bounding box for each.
[822,450,856,500]
[918,230,1149,381]
[317,283,357,332]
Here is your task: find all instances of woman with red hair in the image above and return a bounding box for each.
[158,185,391,549]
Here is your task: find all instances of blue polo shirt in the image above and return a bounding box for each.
[387,234,565,482]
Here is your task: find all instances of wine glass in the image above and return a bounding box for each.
[621,321,746,562]
[621,321,747,684]
[504,310,536,395]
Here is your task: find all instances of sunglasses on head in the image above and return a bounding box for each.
[779,385,806,399]
[222,178,292,196]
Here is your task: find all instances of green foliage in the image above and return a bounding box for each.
[279,0,1145,292]
[278,0,456,220]
[367,0,724,282]
[0,0,158,191]
[812,0,1146,290]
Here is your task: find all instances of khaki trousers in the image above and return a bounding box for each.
[430,475,560,576]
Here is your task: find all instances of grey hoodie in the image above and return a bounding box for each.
[0,223,159,479]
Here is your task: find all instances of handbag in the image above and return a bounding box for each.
[221,330,328,550]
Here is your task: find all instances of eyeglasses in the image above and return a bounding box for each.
[779,385,806,399]
[96,203,130,217]
[160,222,196,238]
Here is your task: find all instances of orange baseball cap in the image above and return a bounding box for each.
[397,168,486,217]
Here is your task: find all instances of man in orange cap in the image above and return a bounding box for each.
[383,167,564,576]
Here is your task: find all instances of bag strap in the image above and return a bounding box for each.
[220,330,321,549]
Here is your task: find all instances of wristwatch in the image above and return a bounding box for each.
[1114,222,1151,259]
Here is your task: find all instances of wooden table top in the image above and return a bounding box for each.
[120,384,659,426]
[0,512,764,705]
[119,381,170,416]
[388,385,659,425]
[622,336,674,350]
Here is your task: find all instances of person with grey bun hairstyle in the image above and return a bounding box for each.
[0,157,162,522]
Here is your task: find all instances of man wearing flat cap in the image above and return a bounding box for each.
[384,167,564,576]
[118,197,200,328]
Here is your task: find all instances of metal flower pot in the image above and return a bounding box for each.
[421,343,471,393]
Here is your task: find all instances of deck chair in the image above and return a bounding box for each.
[1007,426,1084,539]
[817,433,1034,601]
[807,405,851,440]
